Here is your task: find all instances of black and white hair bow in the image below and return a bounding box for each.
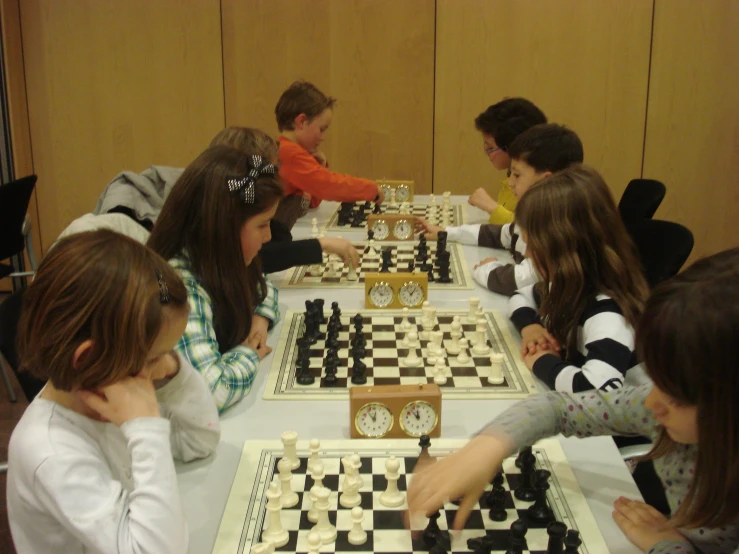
[227,155,277,204]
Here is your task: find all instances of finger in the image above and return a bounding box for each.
[543,330,561,350]
[79,389,109,413]
[452,493,480,530]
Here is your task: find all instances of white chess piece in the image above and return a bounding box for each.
[433,357,447,385]
[489,352,505,385]
[446,316,462,355]
[307,438,321,473]
[311,217,319,237]
[429,193,436,206]
[350,454,365,488]
[379,456,405,507]
[262,478,289,547]
[407,330,420,348]
[389,188,397,207]
[366,239,378,258]
[467,297,480,324]
[403,346,423,367]
[472,320,491,355]
[457,338,470,364]
[420,315,434,341]
[347,261,359,281]
[400,307,412,332]
[427,330,444,357]
[278,457,298,508]
[340,455,362,508]
[348,506,368,545]
[311,486,337,543]
[307,460,325,523]
[442,191,451,208]
[251,542,275,554]
[429,306,439,327]
[306,531,322,554]
[281,431,300,470]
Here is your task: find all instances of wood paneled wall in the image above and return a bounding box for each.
[18,0,225,251]
[221,0,435,193]
[642,0,739,260]
[434,0,653,200]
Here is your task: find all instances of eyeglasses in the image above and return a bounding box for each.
[483,144,502,155]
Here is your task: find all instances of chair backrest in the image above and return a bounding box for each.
[0,175,38,260]
[0,291,45,401]
[626,219,694,287]
[618,178,667,222]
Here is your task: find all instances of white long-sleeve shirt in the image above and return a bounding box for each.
[7,355,221,554]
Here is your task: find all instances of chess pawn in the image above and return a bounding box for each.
[281,431,300,470]
[307,461,325,523]
[311,486,337,544]
[367,239,378,258]
[467,297,480,323]
[306,531,322,554]
[546,521,568,554]
[250,542,275,554]
[433,358,447,385]
[347,506,368,545]
[277,457,299,508]
[404,347,423,368]
[407,330,420,348]
[347,261,359,281]
[262,479,289,547]
[489,352,505,385]
[379,456,405,507]
[400,307,412,332]
[307,438,321,473]
[457,338,470,364]
[564,529,582,553]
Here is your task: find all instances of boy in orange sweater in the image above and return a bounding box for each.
[274,81,384,229]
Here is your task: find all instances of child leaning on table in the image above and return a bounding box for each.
[409,247,739,554]
[7,230,220,554]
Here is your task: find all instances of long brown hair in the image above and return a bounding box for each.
[210,127,279,162]
[17,230,188,391]
[640,247,739,529]
[147,145,283,352]
[515,164,649,357]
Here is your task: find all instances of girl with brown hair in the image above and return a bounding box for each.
[147,145,284,413]
[7,230,220,553]
[508,164,649,392]
[409,247,739,553]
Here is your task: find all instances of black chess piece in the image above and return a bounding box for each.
[515,446,535,469]
[467,534,494,554]
[295,339,315,385]
[514,450,536,502]
[380,253,391,273]
[422,511,442,548]
[426,266,435,283]
[429,543,447,554]
[351,355,367,374]
[324,363,338,386]
[325,333,339,351]
[563,529,582,553]
[352,343,367,361]
[526,469,554,524]
[313,298,327,323]
[353,313,364,329]
[546,521,567,554]
[331,301,341,317]
[350,363,367,385]
[407,258,415,272]
[505,519,528,554]
[486,472,507,522]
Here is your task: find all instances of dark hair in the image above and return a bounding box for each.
[508,123,584,173]
[210,127,279,162]
[640,247,739,529]
[515,165,648,358]
[17,230,188,391]
[275,80,336,132]
[474,98,547,150]
[147,145,283,352]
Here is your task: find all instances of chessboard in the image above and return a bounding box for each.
[264,307,537,401]
[279,241,473,290]
[324,201,467,231]
[212,437,610,554]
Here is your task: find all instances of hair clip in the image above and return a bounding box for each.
[227,155,278,204]
[155,270,170,304]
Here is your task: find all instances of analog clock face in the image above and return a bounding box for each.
[395,184,411,202]
[380,184,392,198]
[393,219,413,240]
[399,281,424,307]
[399,401,438,437]
[368,282,394,308]
[372,220,390,240]
[355,402,394,437]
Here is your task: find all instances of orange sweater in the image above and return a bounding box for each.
[278,137,378,206]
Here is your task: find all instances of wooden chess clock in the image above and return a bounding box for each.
[365,272,428,309]
[350,383,441,438]
[367,213,416,241]
[377,179,414,202]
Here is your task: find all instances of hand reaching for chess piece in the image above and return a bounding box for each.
[414,217,445,241]
[318,237,360,268]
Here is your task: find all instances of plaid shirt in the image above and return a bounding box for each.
[169,256,280,413]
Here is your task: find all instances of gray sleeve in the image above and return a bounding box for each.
[478,224,505,249]
[646,539,703,554]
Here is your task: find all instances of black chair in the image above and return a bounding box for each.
[626,219,694,287]
[0,175,40,288]
[618,178,666,222]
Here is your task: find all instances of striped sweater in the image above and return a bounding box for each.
[508,285,638,393]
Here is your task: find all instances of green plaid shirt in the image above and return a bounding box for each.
[169,256,280,413]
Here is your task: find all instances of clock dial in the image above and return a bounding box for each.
[371,220,390,240]
[393,219,413,240]
[380,184,392,198]
[395,184,411,202]
[399,400,438,437]
[398,281,424,307]
[355,402,394,438]
[368,282,394,308]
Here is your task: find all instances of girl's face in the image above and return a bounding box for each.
[296,108,333,154]
[644,385,699,444]
[138,307,188,381]
[482,133,510,171]
[240,202,278,266]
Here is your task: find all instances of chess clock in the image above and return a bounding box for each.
[377,179,415,202]
[350,383,441,438]
[367,214,416,241]
[365,272,428,309]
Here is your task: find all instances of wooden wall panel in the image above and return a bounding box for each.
[19,0,225,251]
[643,0,739,260]
[222,0,435,193]
[434,0,652,198]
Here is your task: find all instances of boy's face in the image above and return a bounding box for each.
[295,108,333,154]
[508,158,551,199]
[482,133,510,171]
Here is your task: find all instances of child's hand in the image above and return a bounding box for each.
[408,434,513,529]
[79,377,160,426]
[313,151,328,167]
[247,314,270,349]
[374,185,386,205]
[468,188,498,214]
[319,237,360,269]
[520,324,561,356]
[474,257,499,269]
[414,217,444,241]
[523,348,559,371]
[612,497,687,552]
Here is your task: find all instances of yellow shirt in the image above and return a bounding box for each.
[488,178,516,224]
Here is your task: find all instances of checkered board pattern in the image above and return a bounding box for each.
[264,309,537,400]
[279,241,474,290]
[211,438,609,554]
[324,202,467,231]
